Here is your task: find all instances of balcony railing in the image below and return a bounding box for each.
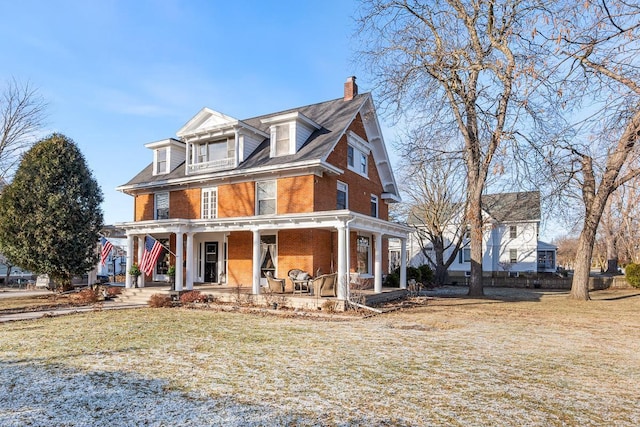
[188,157,236,174]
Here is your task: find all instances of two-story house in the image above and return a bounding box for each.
[116,77,410,299]
[401,191,557,278]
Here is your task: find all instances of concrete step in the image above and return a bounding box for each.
[114,287,171,305]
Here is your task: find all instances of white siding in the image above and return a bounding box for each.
[169,145,185,172]
[295,122,315,152]
[240,133,263,162]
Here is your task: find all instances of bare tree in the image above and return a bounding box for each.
[1,77,48,181]
[398,143,467,285]
[0,77,48,279]
[532,1,640,299]
[357,0,542,296]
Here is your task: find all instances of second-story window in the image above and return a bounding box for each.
[256,180,276,215]
[510,225,517,239]
[370,194,378,217]
[360,152,368,175]
[337,181,348,209]
[201,187,218,219]
[510,249,518,263]
[155,192,169,220]
[347,146,354,168]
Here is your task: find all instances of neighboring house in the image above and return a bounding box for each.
[116,77,410,298]
[398,191,557,277]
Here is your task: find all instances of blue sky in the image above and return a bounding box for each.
[1,0,370,224]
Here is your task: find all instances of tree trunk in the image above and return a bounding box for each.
[468,193,484,297]
[433,264,449,286]
[4,265,11,286]
[605,236,619,274]
[570,224,598,300]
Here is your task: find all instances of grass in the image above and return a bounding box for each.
[0,294,72,312]
[0,287,639,426]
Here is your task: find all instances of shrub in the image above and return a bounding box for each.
[418,264,434,285]
[148,293,173,308]
[105,286,122,297]
[383,265,433,287]
[625,263,640,288]
[179,290,207,304]
[70,288,99,304]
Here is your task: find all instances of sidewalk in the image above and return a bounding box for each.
[0,299,146,323]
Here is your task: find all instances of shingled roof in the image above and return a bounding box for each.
[482,191,540,223]
[407,191,540,225]
[120,93,371,188]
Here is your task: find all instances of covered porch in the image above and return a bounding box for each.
[117,210,411,301]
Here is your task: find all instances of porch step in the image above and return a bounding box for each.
[114,287,171,306]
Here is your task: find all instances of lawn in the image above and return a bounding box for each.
[0,287,638,426]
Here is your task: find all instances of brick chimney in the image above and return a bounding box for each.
[344,76,358,101]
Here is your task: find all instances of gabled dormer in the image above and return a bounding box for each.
[260,112,321,158]
[176,108,268,175]
[145,138,186,176]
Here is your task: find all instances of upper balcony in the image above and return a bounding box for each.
[187,157,236,174]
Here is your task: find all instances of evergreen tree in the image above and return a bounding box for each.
[0,133,103,289]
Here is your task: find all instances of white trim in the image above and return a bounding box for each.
[347,131,371,155]
[337,180,348,210]
[260,111,321,129]
[256,179,277,215]
[117,160,343,194]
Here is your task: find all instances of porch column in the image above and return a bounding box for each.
[137,236,145,288]
[400,237,407,289]
[175,231,184,291]
[125,234,134,288]
[252,229,261,295]
[337,224,347,300]
[186,232,194,290]
[374,232,383,293]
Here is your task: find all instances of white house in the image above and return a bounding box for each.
[396,191,557,278]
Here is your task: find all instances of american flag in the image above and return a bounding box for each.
[139,236,164,276]
[100,237,113,266]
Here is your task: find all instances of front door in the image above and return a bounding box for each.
[204,242,218,283]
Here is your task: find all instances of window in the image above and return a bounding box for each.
[156,148,167,174]
[337,181,348,209]
[459,248,471,263]
[256,180,276,215]
[510,225,517,239]
[156,238,169,275]
[195,140,228,163]
[201,187,218,219]
[370,194,378,217]
[360,152,368,175]
[346,131,370,178]
[274,124,290,156]
[155,192,169,220]
[510,249,518,263]
[356,235,370,274]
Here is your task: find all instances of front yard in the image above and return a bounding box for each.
[0,287,638,426]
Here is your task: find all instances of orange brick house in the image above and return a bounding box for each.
[116,77,410,299]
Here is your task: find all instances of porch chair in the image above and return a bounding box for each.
[288,269,311,294]
[265,272,286,294]
[312,273,338,297]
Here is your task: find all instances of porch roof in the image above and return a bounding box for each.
[116,210,411,239]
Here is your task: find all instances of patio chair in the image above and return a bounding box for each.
[265,272,286,294]
[312,273,338,297]
[288,269,311,294]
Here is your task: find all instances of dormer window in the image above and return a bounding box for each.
[262,112,321,158]
[146,138,185,177]
[275,124,290,156]
[346,131,370,178]
[156,148,167,174]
